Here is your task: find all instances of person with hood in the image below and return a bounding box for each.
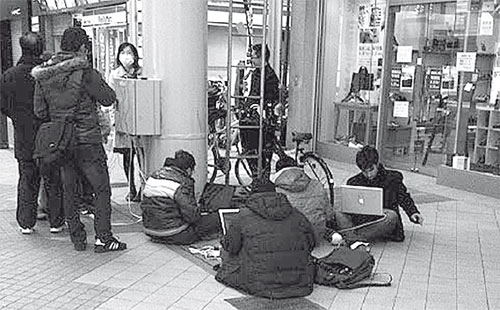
[0,32,64,234]
[31,27,126,253]
[141,150,220,244]
[327,146,424,243]
[215,179,316,299]
[272,159,332,242]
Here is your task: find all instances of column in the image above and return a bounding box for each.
[142,0,208,195]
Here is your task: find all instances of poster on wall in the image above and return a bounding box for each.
[489,67,500,105]
[441,66,458,95]
[456,52,477,72]
[427,67,443,91]
[391,67,402,89]
[400,65,415,92]
[393,101,409,118]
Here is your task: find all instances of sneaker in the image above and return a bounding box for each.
[50,225,65,233]
[20,227,33,235]
[74,242,87,251]
[94,237,127,253]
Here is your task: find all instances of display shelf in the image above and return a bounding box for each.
[474,108,500,166]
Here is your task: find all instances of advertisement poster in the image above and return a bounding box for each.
[428,67,443,91]
[358,44,383,74]
[358,5,383,44]
[393,101,409,118]
[441,66,458,95]
[489,67,500,105]
[400,65,415,92]
[391,67,402,89]
[456,52,477,72]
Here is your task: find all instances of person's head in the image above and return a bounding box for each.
[60,27,90,54]
[251,178,276,194]
[19,32,43,57]
[356,146,379,180]
[164,150,196,176]
[116,42,139,72]
[250,43,270,67]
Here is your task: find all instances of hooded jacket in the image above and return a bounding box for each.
[31,52,116,145]
[347,164,420,241]
[0,55,43,160]
[141,165,201,237]
[273,167,330,241]
[216,190,316,299]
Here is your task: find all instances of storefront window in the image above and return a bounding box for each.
[382,1,500,177]
[317,0,387,152]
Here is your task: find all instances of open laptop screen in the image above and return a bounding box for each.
[340,185,383,216]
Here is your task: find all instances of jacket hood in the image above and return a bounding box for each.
[246,192,292,220]
[31,52,88,81]
[273,167,311,192]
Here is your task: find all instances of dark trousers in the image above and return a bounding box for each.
[16,160,41,229]
[17,160,64,229]
[61,143,112,245]
[240,128,274,179]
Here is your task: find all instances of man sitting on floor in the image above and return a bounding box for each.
[140,150,220,244]
[215,179,316,299]
[327,146,424,243]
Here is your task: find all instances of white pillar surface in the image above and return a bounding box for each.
[142,0,208,195]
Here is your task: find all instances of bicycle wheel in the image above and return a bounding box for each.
[208,142,230,183]
[235,158,254,188]
[301,153,335,207]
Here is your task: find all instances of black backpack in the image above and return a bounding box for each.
[313,245,391,289]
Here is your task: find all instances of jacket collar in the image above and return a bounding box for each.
[31,52,88,81]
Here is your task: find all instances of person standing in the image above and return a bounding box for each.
[0,32,64,234]
[107,42,144,202]
[32,27,126,252]
[240,43,280,179]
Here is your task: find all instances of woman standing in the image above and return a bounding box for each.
[108,42,143,202]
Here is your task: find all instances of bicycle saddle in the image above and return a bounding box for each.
[292,132,313,142]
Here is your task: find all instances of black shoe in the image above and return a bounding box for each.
[94,237,127,253]
[74,242,87,251]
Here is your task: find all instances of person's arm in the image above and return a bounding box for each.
[221,216,242,255]
[173,179,201,224]
[395,172,423,224]
[84,69,116,106]
[0,71,14,118]
[33,80,49,122]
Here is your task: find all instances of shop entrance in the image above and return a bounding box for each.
[381,1,499,176]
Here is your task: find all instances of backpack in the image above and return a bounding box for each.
[313,245,391,289]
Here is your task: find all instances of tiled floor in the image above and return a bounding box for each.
[0,148,499,310]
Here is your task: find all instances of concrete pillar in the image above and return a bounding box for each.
[268,0,282,72]
[142,0,208,195]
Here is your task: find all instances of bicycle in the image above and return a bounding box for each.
[234,131,335,207]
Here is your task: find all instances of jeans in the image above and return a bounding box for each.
[332,209,399,242]
[61,143,112,245]
[40,166,65,228]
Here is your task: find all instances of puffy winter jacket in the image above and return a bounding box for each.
[216,190,316,299]
[31,52,116,145]
[273,167,331,241]
[141,166,201,237]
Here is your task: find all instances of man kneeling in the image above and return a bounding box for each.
[327,146,424,243]
[216,180,316,299]
[141,150,220,244]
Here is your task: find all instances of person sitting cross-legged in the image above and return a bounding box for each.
[141,150,220,245]
[326,146,424,244]
[215,179,316,299]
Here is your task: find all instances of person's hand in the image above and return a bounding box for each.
[410,213,424,225]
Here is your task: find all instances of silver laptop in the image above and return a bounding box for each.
[340,185,383,216]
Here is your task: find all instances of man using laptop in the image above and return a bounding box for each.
[328,146,424,243]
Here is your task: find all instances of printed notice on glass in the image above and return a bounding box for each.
[479,13,494,36]
[400,65,415,92]
[393,101,409,118]
[390,67,401,89]
[489,67,500,105]
[456,52,476,72]
[396,46,412,63]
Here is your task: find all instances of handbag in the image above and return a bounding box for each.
[33,120,74,168]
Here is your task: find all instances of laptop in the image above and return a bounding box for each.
[340,185,383,216]
[218,209,240,235]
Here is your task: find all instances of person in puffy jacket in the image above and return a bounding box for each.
[31,27,126,253]
[273,160,332,242]
[141,150,220,244]
[215,180,316,299]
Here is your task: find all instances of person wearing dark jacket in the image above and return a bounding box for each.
[327,146,424,243]
[141,150,220,244]
[0,32,64,234]
[31,27,126,253]
[215,180,316,299]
